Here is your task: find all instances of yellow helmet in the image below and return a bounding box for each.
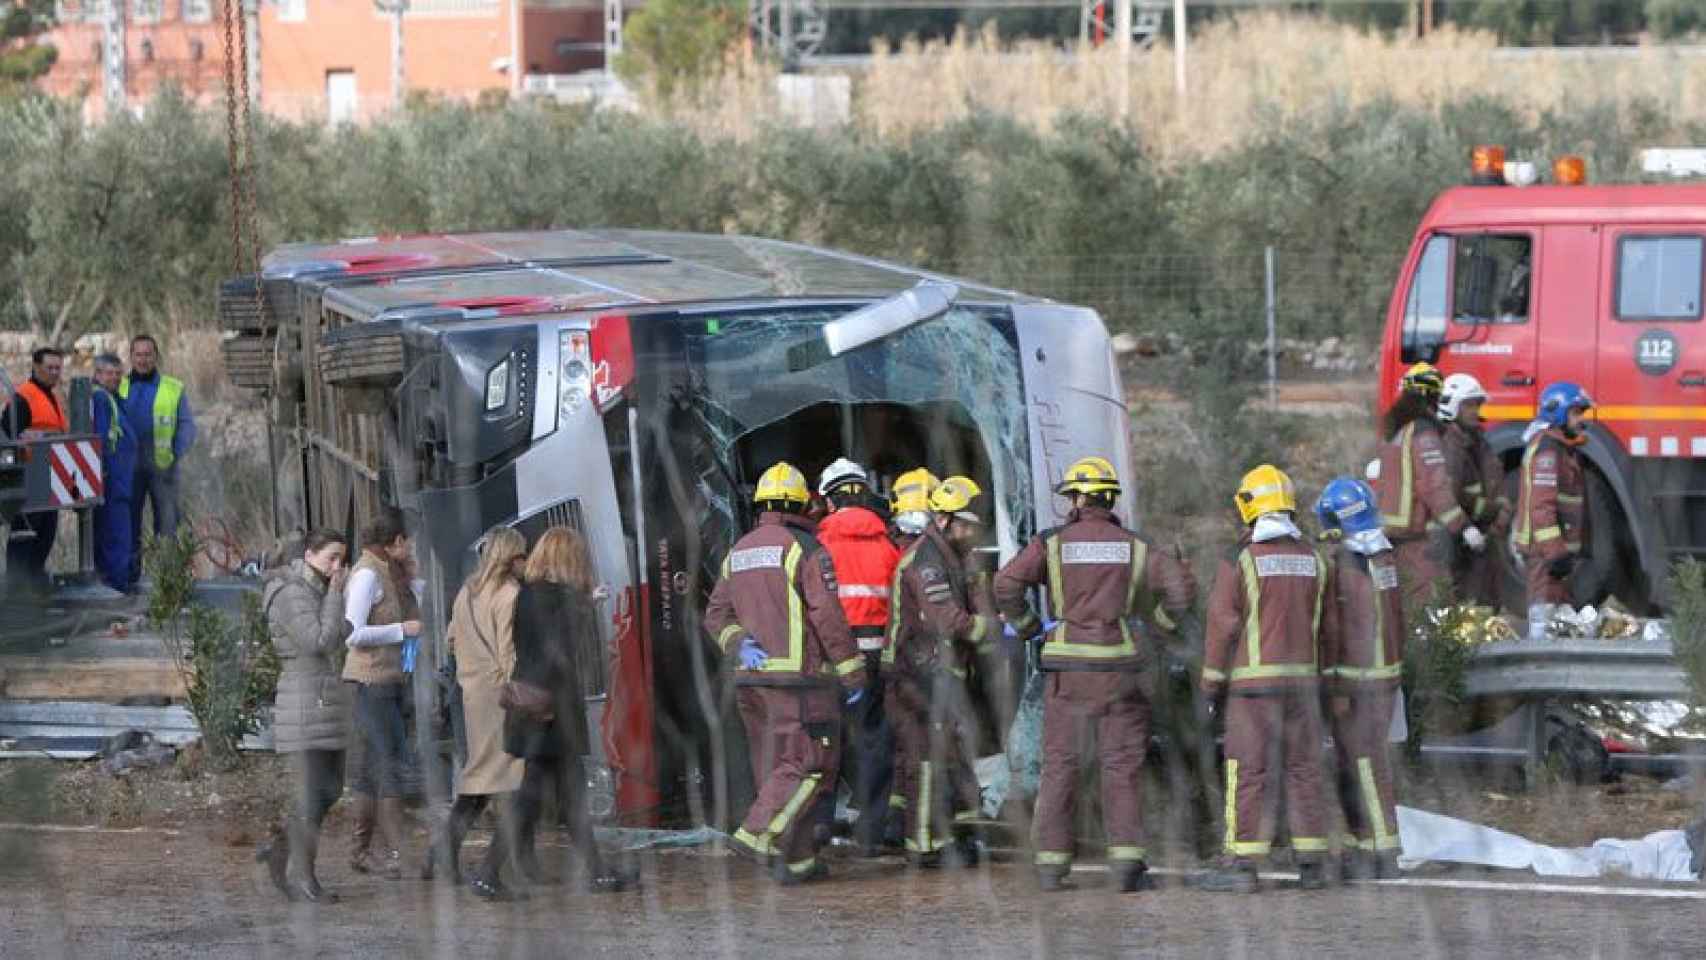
[891,467,939,514]
[1056,455,1121,497]
[928,475,984,521]
[754,461,810,507]
[1235,464,1296,524]
[1400,361,1445,399]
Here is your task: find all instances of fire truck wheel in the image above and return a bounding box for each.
[1574,469,1647,615]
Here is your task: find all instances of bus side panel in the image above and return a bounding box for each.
[1014,305,1135,541]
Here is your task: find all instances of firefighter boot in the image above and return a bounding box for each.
[945,832,981,869]
[1195,856,1259,893]
[1341,850,1377,881]
[1297,859,1328,890]
[376,797,407,881]
[1114,862,1157,893]
[1036,867,1076,892]
[1374,852,1403,880]
[772,859,830,886]
[348,793,376,874]
[255,822,291,899]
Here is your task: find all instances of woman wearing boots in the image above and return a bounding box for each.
[424,528,527,887]
[258,530,354,902]
[342,512,424,880]
[472,526,627,899]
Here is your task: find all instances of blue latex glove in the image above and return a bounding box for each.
[400,636,420,675]
[844,687,864,709]
[1041,619,1059,634]
[738,636,769,670]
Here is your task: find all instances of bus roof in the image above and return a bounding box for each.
[1423,183,1706,231]
[272,229,1037,318]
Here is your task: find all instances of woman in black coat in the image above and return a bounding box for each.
[472,525,627,899]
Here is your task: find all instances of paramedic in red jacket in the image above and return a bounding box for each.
[817,458,903,855]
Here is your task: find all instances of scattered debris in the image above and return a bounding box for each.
[96,731,177,777]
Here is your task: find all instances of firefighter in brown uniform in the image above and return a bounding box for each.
[1513,382,1594,623]
[706,462,867,885]
[884,475,996,868]
[1198,465,1332,893]
[1314,477,1406,880]
[1439,373,1511,607]
[994,457,1196,893]
[1378,363,1487,608]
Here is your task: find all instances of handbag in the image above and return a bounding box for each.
[467,596,555,721]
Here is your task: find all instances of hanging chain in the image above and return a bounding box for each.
[220,0,243,278]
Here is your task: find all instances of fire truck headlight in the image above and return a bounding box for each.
[559,328,592,419]
[1503,160,1538,187]
[0,446,15,467]
[485,359,510,412]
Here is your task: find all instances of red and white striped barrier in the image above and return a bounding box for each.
[46,439,103,507]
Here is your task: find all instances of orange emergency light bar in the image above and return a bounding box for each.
[1553,155,1587,185]
[1471,144,1507,185]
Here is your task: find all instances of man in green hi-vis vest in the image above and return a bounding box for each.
[120,334,196,585]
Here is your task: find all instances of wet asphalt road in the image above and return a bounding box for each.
[0,826,1698,959]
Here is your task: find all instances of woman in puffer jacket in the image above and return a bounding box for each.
[256,529,354,903]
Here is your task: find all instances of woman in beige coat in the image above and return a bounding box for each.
[423,527,527,886]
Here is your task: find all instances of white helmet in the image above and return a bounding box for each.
[1438,373,1489,422]
[817,458,869,497]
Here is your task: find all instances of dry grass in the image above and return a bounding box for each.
[672,15,1706,164]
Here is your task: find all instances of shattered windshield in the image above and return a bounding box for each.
[682,304,1033,556]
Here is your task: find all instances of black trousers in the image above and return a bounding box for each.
[847,654,897,847]
[292,749,346,826]
[5,509,57,593]
[483,756,602,881]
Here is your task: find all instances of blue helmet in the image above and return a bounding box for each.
[1537,381,1593,429]
[1315,476,1381,536]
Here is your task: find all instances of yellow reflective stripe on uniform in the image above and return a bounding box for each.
[910,761,943,854]
[1371,562,1386,669]
[1046,637,1139,659]
[766,771,822,837]
[1124,538,1149,618]
[882,550,917,666]
[969,614,992,652]
[889,793,906,810]
[1107,845,1146,862]
[1201,666,1227,682]
[1556,494,1584,505]
[784,857,820,875]
[1514,441,1541,546]
[953,809,979,823]
[1358,757,1397,852]
[1035,850,1072,866]
[1464,482,1484,496]
[717,624,746,652]
[1331,663,1404,681]
[1223,758,1239,854]
[1044,536,1067,646]
[833,656,865,677]
[1311,549,1326,657]
[1292,837,1330,853]
[1381,422,1416,529]
[1237,551,1263,667]
[1228,663,1320,682]
[1531,525,1562,543]
[755,543,807,674]
[1151,603,1177,633]
[732,826,777,856]
[1434,505,1465,526]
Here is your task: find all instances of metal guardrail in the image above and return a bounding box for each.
[0,701,272,760]
[1464,638,1689,701]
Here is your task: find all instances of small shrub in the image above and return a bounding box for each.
[1670,558,1706,716]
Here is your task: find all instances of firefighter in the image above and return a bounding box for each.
[994,456,1196,893]
[1513,382,1594,624]
[1439,373,1511,607]
[1315,477,1405,880]
[706,461,865,885]
[1378,362,1486,608]
[816,458,903,856]
[888,466,938,550]
[884,475,995,868]
[1198,464,1332,893]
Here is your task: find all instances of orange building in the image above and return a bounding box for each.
[38,0,615,123]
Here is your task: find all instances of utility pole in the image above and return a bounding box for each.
[102,0,126,116]
[604,0,624,75]
[1421,0,1435,37]
[1115,0,1131,121]
[374,0,409,108]
[1172,0,1186,106]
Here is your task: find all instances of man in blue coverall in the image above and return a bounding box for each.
[120,334,195,585]
[91,353,138,593]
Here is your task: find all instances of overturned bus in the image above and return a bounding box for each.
[225,230,1133,825]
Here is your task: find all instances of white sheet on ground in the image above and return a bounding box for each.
[1388,689,1408,744]
[1397,805,1699,882]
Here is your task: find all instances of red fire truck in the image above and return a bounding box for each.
[1379,150,1706,611]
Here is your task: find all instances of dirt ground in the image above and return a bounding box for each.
[0,819,1700,960]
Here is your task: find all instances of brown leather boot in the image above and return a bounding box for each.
[287,818,336,903]
[349,793,376,874]
[377,797,407,881]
